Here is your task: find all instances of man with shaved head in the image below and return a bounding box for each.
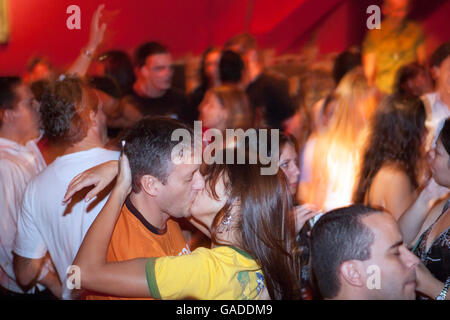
[310,204,420,300]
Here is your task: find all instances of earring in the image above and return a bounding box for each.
[217,211,232,233]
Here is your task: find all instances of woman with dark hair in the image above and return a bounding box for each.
[95,50,136,98]
[394,62,433,97]
[186,47,221,123]
[65,150,301,300]
[399,117,450,300]
[353,93,427,219]
[279,133,300,198]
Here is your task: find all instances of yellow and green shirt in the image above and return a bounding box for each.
[145,246,265,300]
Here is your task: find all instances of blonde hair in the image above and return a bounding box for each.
[303,68,378,210]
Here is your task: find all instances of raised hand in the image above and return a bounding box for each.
[294,204,322,233]
[86,4,107,53]
[116,153,132,197]
[63,160,119,204]
[421,177,449,205]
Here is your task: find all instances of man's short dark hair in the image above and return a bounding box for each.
[134,42,169,69]
[88,76,121,99]
[40,76,94,146]
[430,42,450,68]
[0,76,21,110]
[123,116,194,193]
[310,204,380,299]
[0,76,22,127]
[30,79,51,103]
[219,50,244,84]
[332,50,361,84]
[98,50,136,97]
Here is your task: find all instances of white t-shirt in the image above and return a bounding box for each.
[422,92,450,150]
[13,147,119,299]
[0,137,46,293]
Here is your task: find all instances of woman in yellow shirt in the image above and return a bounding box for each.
[66,150,301,300]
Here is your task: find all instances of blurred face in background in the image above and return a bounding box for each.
[430,137,450,188]
[204,50,221,87]
[4,84,41,142]
[199,91,228,131]
[383,0,409,26]
[279,142,300,196]
[140,53,173,94]
[405,70,433,97]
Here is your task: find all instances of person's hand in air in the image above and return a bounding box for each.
[63,160,119,204]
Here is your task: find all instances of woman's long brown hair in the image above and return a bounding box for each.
[201,149,302,299]
[353,93,426,204]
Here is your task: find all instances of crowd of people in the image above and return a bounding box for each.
[0,0,449,300]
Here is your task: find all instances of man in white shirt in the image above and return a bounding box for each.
[0,77,60,298]
[13,77,119,300]
[422,42,450,150]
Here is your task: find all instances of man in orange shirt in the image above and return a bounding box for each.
[87,117,204,300]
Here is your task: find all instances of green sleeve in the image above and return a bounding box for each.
[145,258,161,299]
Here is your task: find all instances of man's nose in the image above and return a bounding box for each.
[401,245,420,269]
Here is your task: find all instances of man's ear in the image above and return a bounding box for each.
[140,175,162,197]
[1,108,15,125]
[339,260,365,288]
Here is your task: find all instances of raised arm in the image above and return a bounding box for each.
[63,160,118,204]
[72,154,151,297]
[398,179,448,245]
[66,4,107,77]
[416,261,449,300]
[363,52,376,87]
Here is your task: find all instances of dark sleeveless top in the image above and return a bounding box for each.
[413,199,450,299]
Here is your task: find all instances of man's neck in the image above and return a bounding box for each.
[63,131,105,156]
[134,80,166,99]
[332,287,369,300]
[0,128,37,146]
[129,192,170,230]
